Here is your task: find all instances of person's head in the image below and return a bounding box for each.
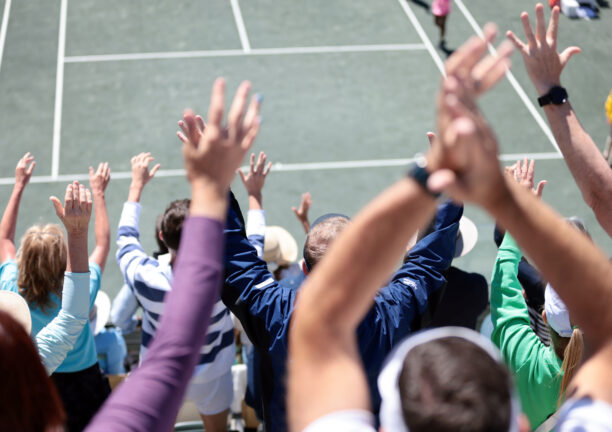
[160,199,190,252]
[379,327,525,432]
[543,283,584,404]
[303,215,350,273]
[0,310,65,431]
[17,224,67,311]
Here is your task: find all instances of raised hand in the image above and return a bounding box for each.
[292,192,312,234]
[506,158,547,197]
[181,78,261,190]
[429,24,513,174]
[426,26,513,208]
[177,114,206,145]
[89,162,111,195]
[15,152,36,189]
[506,4,580,96]
[239,152,272,208]
[50,181,93,235]
[127,153,160,203]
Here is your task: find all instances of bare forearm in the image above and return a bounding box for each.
[127,184,144,203]
[66,232,89,273]
[489,180,612,346]
[0,184,25,242]
[248,194,263,210]
[189,180,228,222]
[90,191,110,270]
[544,103,612,235]
[298,178,436,332]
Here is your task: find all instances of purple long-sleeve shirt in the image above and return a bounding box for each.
[86,216,224,432]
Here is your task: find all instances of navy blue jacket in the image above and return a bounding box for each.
[222,192,461,431]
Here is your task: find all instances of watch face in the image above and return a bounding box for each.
[550,86,568,104]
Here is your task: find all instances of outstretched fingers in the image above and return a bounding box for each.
[471,41,513,94]
[547,6,560,47]
[535,3,547,44]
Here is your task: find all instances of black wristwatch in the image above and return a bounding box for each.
[407,154,440,198]
[537,86,568,107]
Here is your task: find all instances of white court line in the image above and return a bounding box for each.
[0,152,562,186]
[395,0,446,76]
[51,0,68,179]
[453,0,561,154]
[64,44,427,63]
[0,0,12,75]
[230,0,251,53]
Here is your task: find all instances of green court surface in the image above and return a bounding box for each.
[0,0,611,299]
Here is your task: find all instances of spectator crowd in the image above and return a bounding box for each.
[1,4,612,432]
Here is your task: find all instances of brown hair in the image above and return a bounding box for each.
[17,224,67,311]
[0,310,65,431]
[161,199,190,251]
[398,337,512,432]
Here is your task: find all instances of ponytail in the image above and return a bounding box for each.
[558,328,584,406]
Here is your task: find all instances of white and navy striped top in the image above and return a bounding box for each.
[116,202,235,383]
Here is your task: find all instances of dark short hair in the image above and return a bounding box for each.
[161,199,190,251]
[303,216,350,270]
[398,337,512,432]
[0,311,65,430]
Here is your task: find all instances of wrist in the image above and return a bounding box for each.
[66,230,88,241]
[535,81,562,98]
[128,184,143,202]
[190,181,229,220]
[483,178,513,215]
[248,194,263,210]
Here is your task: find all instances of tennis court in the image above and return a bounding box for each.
[0,0,610,298]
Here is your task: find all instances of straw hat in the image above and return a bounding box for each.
[0,291,32,334]
[263,226,298,266]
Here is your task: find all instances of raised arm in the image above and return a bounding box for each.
[88,162,111,271]
[292,192,312,234]
[87,78,261,432]
[430,31,612,406]
[506,4,612,236]
[39,182,93,373]
[239,151,272,211]
[240,151,272,256]
[0,153,35,262]
[116,154,160,289]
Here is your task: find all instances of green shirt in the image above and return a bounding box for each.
[490,234,562,429]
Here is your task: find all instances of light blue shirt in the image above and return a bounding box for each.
[0,259,102,372]
[37,271,90,374]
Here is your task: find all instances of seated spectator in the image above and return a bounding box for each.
[490,161,585,428]
[0,177,96,430]
[0,156,112,431]
[211,157,460,430]
[115,147,241,431]
[0,185,91,375]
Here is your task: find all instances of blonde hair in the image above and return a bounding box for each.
[557,328,584,406]
[17,224,67,312]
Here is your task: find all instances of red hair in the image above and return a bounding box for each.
[0,310,65,431]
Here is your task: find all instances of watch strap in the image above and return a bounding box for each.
[407,157,440,198]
